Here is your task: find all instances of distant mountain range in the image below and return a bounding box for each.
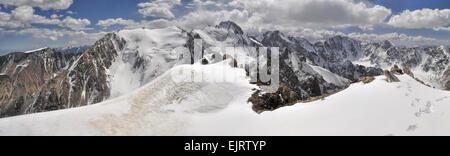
[0,21,449,118]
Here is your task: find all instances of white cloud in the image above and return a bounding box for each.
[60,16,91,31]
[0,0,73,10]
[97,18,136,27]
[65,31,107,46]
[348,32,450,47]
[8,28,70,40]
[97,18,173,30]
[138,0,181,18]
[0,6,90,30]
[388,9,450,30]
[228,0,391,29]
[19,28,66,40]
[0,6,60,28]
[177,9,249,30]
[3,27,105,47]
[433,27,450,32]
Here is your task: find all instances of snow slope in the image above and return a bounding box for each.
[0,62,449,136]
[0,61,255,135]
[108,27,189,98]
[188,75,450,136]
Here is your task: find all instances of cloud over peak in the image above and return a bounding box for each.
[138,0,181,19]
[388,8,450,30]
[229,0,392,29]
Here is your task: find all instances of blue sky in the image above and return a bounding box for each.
[0,0,449,54]
[369,0,450,13]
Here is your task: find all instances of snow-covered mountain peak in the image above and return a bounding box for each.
[216,21,244,35]
[326,35,361,46]
[264,30,286,39]
[104,26,191,98]
[438,45,448,53]
[117,27,187,55]
[372,40,395,50]
[260,30,294,47]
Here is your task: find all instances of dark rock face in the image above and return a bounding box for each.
[403,67,414,77]
[279,50,342,99]
[53,45,91,55]
[384,70,400,82]
[185,32,205,64]
[444,67,450,90]
[422,47,449,73]
[249,83,298,113]
[201,58,209,65]
[319,35,362,63]
[0,48,76,117]
[321,60,383,81]
[313,37,384,81]
[0,33,126,117]
[390,65,403,75]
[249,46,347,113]
[28,33,126,114]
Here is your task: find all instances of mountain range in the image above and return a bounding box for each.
[0,21,449,118]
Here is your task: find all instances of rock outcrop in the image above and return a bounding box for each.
[27,33,126,113]
[0,48,78,117]
[403,67,414,77]
[361,77,375,84]
[390,65,404,75]
[249,83,298,113]
[444,67,450,90]
[384,70,400,82]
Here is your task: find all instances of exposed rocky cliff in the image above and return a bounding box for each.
[0,48,77,117]
[26,33,126,114]
[0,33,126,117]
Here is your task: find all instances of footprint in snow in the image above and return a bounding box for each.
[407,125,418,132]
[415,112,422,117]
[436,96,450,102]
[417,101,433,115]
[415,98,421,102]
